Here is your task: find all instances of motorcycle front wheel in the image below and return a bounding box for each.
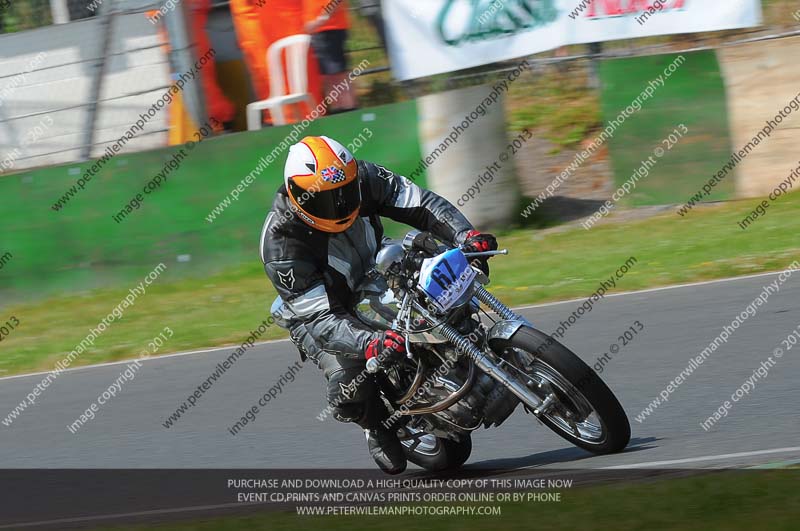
[490,326,630,454]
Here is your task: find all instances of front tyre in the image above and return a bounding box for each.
[491,326,630,454]
[399,427,472,471]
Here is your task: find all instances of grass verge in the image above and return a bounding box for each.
[91,470,800,530]
[2,191,799,377]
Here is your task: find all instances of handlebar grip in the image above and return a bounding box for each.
[411,232,440,255]
[366,357,381,373]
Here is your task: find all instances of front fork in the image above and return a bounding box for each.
[411,296,550,416]
[473,284,532,325]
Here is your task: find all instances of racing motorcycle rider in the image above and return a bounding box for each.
[260,135,497,474]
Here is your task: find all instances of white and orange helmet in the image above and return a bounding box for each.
[284,135,360,233]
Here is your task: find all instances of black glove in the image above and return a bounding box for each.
[462,230,498,276]
[365,330,406,366]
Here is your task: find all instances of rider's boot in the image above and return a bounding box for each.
[358,400,406,474]
[364,428,406,474]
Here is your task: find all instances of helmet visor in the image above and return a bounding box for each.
[288,177,361,221]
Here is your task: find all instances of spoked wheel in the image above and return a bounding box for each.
[398,426,472,471]
[490,326,630,454]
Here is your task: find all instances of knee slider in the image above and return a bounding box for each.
[333,402,364,424]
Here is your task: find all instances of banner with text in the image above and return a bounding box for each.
[383,0,762,80]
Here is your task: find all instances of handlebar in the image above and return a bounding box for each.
[462,250,508,257]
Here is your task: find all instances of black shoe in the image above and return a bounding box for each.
[365,428,407,474]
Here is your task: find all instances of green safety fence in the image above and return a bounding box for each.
[0,101,423,303]
[599,50,735,206]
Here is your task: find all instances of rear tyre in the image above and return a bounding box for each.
[400,429,472,471]
[491,326,630,454]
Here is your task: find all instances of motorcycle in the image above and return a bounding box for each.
[354,230,630,471]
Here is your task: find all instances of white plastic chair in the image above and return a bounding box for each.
[246,34,315,130]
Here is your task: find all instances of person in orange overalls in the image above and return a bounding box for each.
[146,1,233,139]
[231,0,323,124]
[190,0,236,128]
[303,0,357,112]
[229,0,272,103]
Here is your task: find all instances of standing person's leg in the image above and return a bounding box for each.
[311,29,358,112]
[190,0,236,128]
[229,0,271,104]
[357,0,387,52]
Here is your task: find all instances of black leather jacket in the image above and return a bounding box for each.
[260,160,474,359]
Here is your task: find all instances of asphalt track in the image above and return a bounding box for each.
[2,271,799,471]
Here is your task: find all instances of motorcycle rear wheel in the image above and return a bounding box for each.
[399,427,472,471]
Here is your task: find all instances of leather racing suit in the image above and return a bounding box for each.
[260,160,474,428]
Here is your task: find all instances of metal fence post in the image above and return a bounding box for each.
[163,1,207,128]
[49,0,70,24]
[80,1,117,160]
